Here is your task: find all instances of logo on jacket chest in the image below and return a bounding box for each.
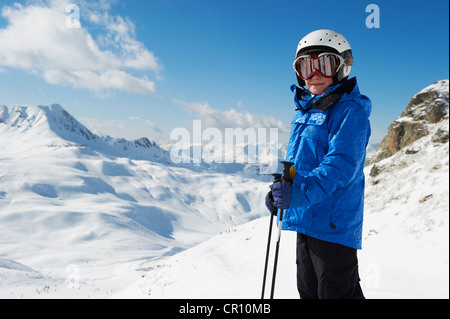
[295,112,327,126]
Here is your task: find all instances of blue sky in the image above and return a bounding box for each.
[0,0,448,147]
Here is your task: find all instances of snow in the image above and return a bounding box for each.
[417,79,449,98]
[0,104,273,298]
[0,80,449,299]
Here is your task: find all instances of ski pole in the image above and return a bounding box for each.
[261,173,282,299]
[270,161,294,299]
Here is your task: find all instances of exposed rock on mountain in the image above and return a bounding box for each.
[367,80,449,165]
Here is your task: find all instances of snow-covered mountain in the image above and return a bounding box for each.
[0,104,272,298]
[0,80,448,299]
[0,104,171,163]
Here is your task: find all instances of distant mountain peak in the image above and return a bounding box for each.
[0,104,170,163]
[1,104,95,141]
[42,104,98,143]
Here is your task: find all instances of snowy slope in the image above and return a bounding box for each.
[115,81,449,299]
[115,129,449,299]
[0,104,272,298]
[1,79,448,299]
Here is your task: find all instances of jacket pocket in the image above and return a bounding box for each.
[296,112,328,144]
[310,200,335,232]
[290,112,329,168]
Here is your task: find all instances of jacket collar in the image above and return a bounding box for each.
[292,77,358,113]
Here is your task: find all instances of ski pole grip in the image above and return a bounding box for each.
[272,173,282,183]
[281,161,294,184]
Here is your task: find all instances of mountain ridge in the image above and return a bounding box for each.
[0,103,171,163]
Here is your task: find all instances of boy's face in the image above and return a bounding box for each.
[305,74,334,95]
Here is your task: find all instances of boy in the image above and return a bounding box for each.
[266,29,371,299]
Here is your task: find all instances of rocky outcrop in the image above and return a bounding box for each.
[367,80,449,165]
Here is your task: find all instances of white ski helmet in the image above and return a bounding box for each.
[295,29,353,87]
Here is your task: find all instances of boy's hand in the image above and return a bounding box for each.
[265,191,278,216]
[271,182,292,210]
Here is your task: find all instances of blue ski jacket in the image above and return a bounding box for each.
[283,77,371,249]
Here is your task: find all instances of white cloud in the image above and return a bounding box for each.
[129,116,164,134]
[0,0,161,95]
[174,99,289,133]
[80,116,165,141]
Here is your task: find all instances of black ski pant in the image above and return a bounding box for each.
[296,233,365,299]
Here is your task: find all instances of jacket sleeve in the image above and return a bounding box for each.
[292,102,370,207]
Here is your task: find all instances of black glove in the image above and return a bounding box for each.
[265,190,278,216]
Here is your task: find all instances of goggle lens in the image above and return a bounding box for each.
[294,54,343,80]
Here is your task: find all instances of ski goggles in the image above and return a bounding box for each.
[293,53,344,80]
